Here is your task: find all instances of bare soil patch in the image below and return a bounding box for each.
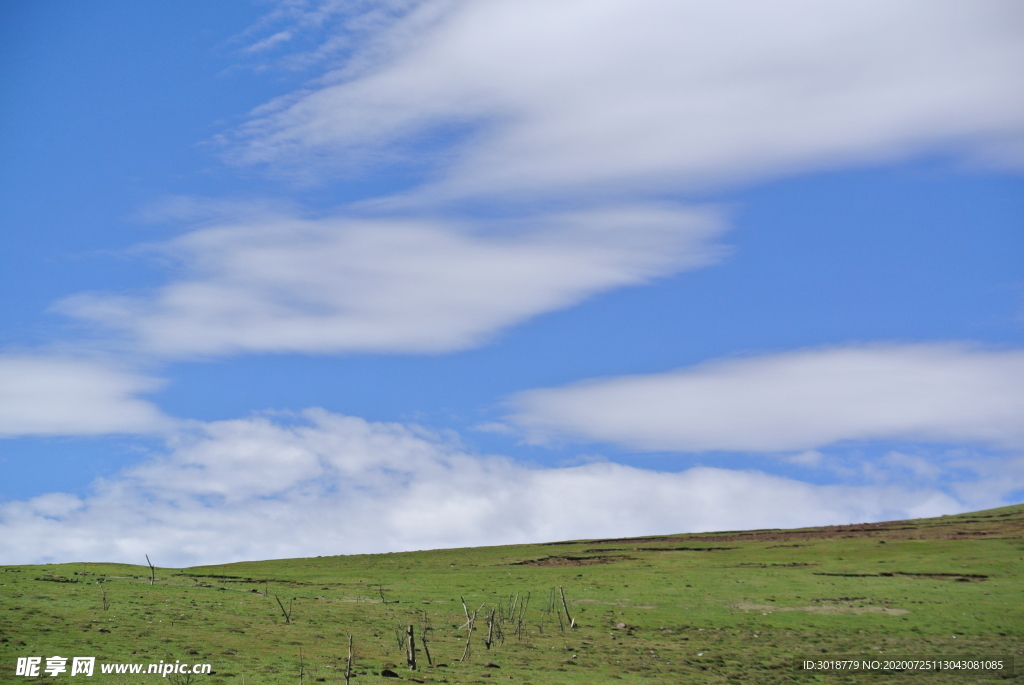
[813,571,987,581]
[734,602,910,616]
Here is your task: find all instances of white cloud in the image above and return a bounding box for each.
[234,0,1024,199]
[0,355,170,437]
[0,409,966,566]
[58,2,1024,360]
[58,204,722,356]
[507,344,1024,452]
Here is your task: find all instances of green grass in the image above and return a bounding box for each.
[3,504,1023,684]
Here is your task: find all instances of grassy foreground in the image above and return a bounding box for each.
[2,505,1023,684]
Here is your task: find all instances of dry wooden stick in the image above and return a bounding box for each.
[508,591,520,622]
[394,625,406,652]
[550,588,564,632]
[458,604,484,662]
[145,555,155,586]
[420,612,433,667]
[515,592,529,639]
[275,594,292,624]
[494,606,505,647]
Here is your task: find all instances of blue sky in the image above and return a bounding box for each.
[1,0,1023,566]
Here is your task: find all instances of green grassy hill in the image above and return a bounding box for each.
[3,505,1023,684]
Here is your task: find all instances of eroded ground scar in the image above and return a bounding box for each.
[509,555,634,566]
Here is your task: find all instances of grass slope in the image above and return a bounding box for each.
[2,504,1023,684]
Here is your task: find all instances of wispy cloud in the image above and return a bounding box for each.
[230,0,434,72]
[507,344,1024,452]
[0,409,966,566]
[231,0,1024,198]
[0,355,170,437]
[57,204,723,357]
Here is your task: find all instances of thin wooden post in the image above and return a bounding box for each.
[145,555,155,585]
[344,635,353,685]
[406,624,416,670]
[559,586,576,629]
[516,592,529,639]
[484,609,495,650]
